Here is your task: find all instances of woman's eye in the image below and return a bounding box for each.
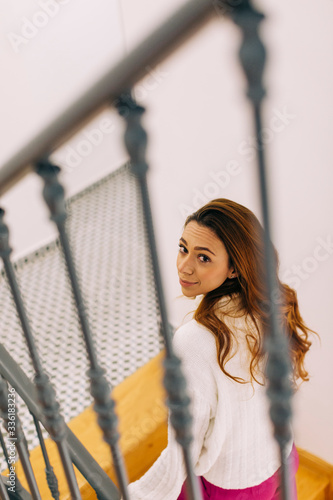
[199,254,210,263]
[178,245,210,262]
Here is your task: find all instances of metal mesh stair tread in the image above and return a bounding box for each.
[0,163,164,459]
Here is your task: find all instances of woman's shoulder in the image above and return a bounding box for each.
[174,318,215,341]
[173,319,217,361]
[172,319,218,395]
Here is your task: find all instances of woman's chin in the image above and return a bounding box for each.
[181,287,198,298]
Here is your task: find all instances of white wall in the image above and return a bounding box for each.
[0,0,332,463]
[0,0,128,257]
[122,0,333,464]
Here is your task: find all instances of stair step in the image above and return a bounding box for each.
[296,449,333,500]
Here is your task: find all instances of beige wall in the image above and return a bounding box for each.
[1,0,332,463]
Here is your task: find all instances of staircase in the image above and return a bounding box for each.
[3,352,332,499]
[0,1,327,499]
[296,449,333,500]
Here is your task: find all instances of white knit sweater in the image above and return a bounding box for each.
[127,294,293,500]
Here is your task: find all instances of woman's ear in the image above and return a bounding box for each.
[228,268,239,279]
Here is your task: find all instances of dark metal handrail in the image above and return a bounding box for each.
[0,415,32,499]
[0,475,10,500]
[0,376,41,499]
[0,344,120,500]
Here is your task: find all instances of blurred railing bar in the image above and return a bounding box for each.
[0,477,10,500]
[0,344,120,500]
[31,414,60,500]
[0,0,218,195]
[0,428,11,472]
[0,376,41,499]
[0,427,31,499]
[0,429,11,500]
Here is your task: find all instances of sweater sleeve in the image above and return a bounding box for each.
[126,322,217,500]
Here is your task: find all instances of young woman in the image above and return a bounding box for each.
[127,198,315,500]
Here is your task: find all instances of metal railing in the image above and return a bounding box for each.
[0,0,294,499]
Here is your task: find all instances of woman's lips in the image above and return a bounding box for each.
[179,278,198,287]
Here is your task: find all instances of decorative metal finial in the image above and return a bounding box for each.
[230,0,266,104]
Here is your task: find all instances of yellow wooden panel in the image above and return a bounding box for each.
[296,448,333,500]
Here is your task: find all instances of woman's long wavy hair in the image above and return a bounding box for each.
[185,198,316,387]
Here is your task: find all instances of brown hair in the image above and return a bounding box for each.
[185,198,316,387]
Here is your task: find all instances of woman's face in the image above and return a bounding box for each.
[177,221,236,298]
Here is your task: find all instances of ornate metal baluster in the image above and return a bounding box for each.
[1,343,119,500]
[0,376,40,499]
[116,91,203,500]
[35,161,129,500]
[31,414,60,500]
[0,209,82,500]
[230,2,294,499]
[0,427,31,499]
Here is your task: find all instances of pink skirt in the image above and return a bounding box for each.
[177,443,299,500]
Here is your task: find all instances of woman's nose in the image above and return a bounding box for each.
[177,255,194,275]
